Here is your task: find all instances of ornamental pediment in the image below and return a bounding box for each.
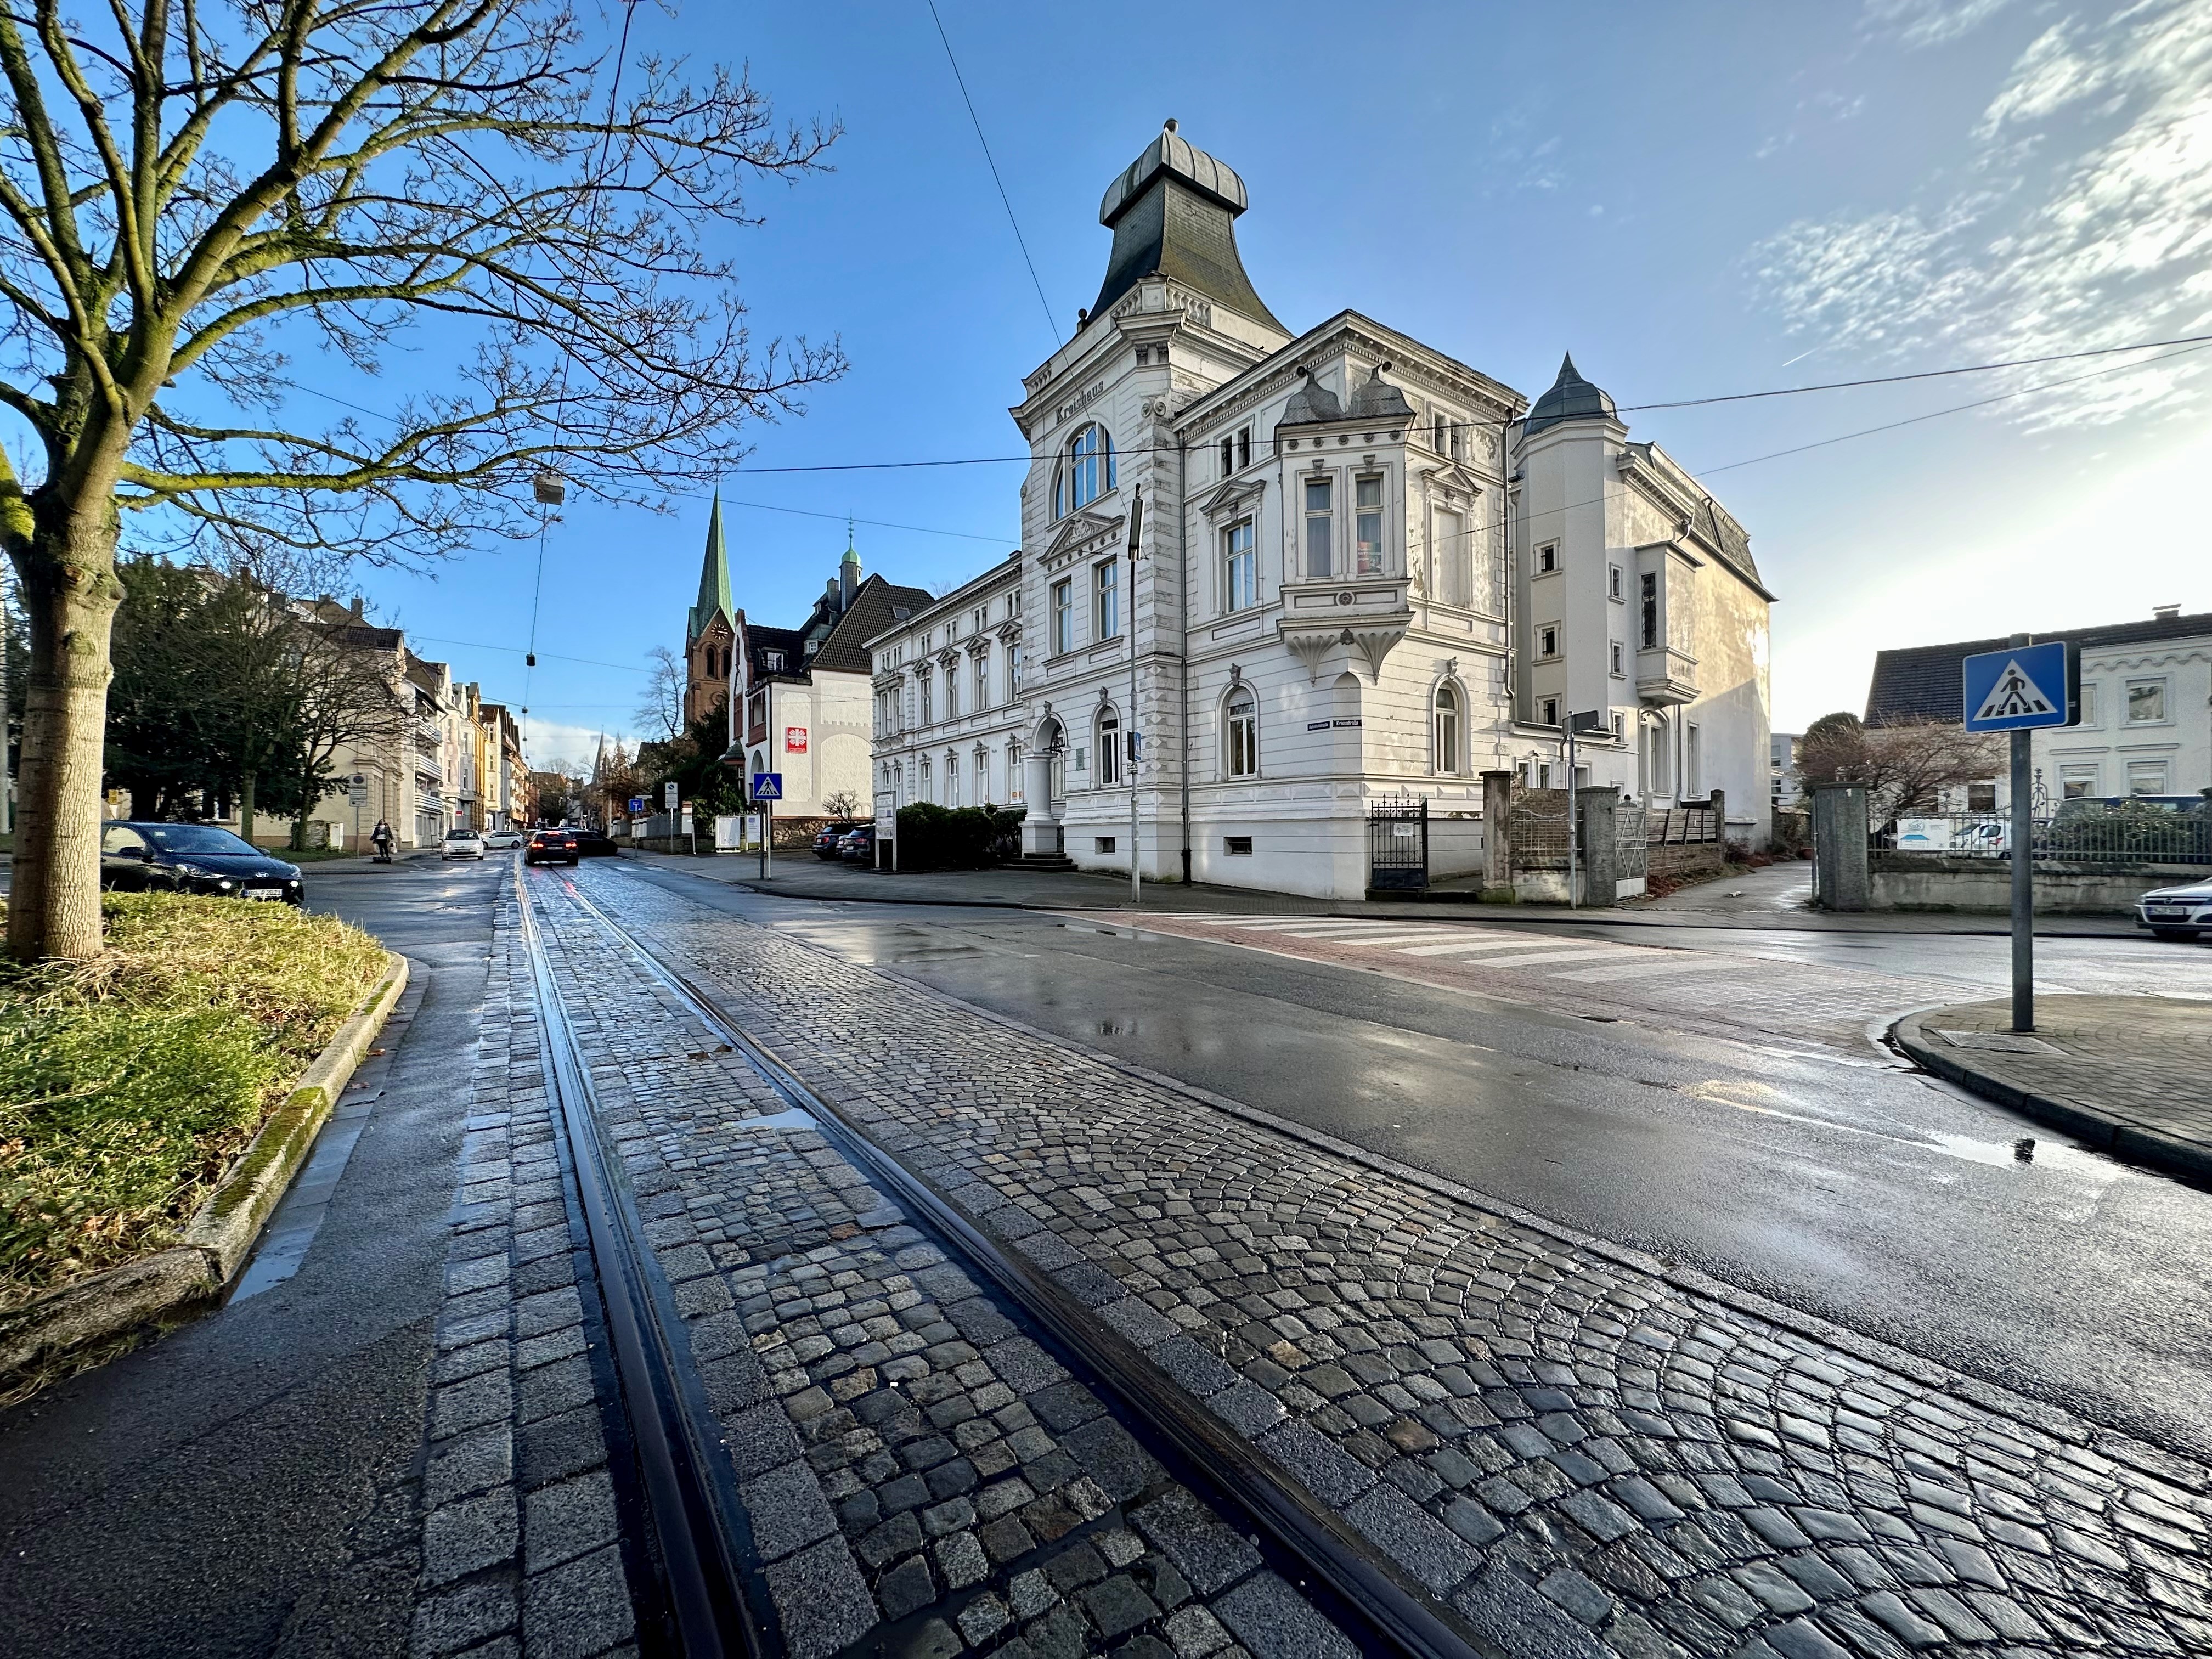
[1418,462,1486,505]
[1197,477,1267,521]
[1040,509,1124,568]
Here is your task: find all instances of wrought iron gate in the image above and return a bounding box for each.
[1368,797,1429,892]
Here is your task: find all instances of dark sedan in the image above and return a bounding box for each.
[836,824,876,863]
[572,829,620,857]
[813,823,856,860]
[525,830,579,866]
[99,820,304,904]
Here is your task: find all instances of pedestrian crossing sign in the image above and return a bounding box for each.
[1962,641,2077,732]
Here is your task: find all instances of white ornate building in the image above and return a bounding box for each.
[866,555,1028,825]
[878,122,1775,899]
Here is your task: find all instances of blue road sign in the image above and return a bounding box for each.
[751,772,783,800]
[1963,641,2074,732]
[627,795,645,815]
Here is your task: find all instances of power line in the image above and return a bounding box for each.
[408,634,656,676]
[924,0,1061,348]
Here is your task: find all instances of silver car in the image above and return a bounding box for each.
[2135,877,2211,941]
[442,830,487,860]
[482,829,525,851]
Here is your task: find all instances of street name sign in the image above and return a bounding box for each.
[752,772,783,800]
[1962,640,2077,732]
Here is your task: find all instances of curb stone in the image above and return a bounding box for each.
[0,951,411,1387]
[1890,1007,2212,1186]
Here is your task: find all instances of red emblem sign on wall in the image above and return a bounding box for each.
[785,726,809,753]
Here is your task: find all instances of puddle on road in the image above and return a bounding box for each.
[1678,1078,2112,1174]
[1097,1018,1137,1036]
[736,1105,819,1133]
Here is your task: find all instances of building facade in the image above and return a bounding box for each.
[866,556,1026,825]
[873,122,1773,900]
[724,540,933,820]
[1865,606,2212,807]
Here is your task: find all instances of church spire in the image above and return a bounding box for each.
[687,489,735,644]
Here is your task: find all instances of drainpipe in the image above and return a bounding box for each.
[1177,435,1192,884]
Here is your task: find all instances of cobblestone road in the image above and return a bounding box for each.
[410,873,1359,1659]
[567,868,2212,1659]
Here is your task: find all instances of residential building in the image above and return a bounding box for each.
[1865,606,2212,808]
[1772,733,1802,806]
[865,556,1026,826]
[726,537,933,820]
[877,121,1771,900]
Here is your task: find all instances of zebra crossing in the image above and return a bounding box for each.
[1148,913,1742,983]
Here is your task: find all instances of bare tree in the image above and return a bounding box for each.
[636,644,686,744]
[0,2,841,960]
[1795,713,2002,821]
[821,788,859,820]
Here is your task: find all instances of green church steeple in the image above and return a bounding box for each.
[686,490,735,644]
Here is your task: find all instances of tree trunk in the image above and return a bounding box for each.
[240,770,257,846]
[7,499,124,963]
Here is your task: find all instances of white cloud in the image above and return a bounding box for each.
[521,718,631,775]
[1756,0,2212,431]
[1864,0,2018,49]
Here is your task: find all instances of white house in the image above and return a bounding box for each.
[726,537,933,821]
[1865,606,2212,806]
[877,121,1774,900]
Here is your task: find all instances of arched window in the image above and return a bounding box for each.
[1096,706,1121,787]
[1434,684,1462,775]
[1065,424,1114,514]
[1225,687,1259,778]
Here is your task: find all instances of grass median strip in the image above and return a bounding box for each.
[0,893,389,1311]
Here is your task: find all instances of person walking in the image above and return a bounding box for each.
[370,819,394,863]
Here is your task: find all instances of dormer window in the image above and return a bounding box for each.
[763,651,783,672]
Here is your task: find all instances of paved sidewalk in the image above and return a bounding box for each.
[1893,996,2212,1182]
[624,852,2142,938]
[585,866,2212,1659]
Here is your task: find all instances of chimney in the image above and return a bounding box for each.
[350,594,364,620]
[2153,603,2180,620]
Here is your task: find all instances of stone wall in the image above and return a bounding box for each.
[1869,854,2194,915]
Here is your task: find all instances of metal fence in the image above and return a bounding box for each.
[1878,806,2212,866]
[1367,797,1429,891]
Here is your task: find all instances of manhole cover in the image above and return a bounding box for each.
[1936,1030,2067,1055]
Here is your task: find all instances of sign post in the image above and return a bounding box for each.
[1564,713,1607,909]
[751,772,782,879]
[1961,635,2079,1032]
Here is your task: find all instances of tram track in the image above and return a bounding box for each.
[515,869,771,1658]
[543,865,1509,1659]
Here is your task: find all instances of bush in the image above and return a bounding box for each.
[895,803,1023,871]
[0,894,388,1304]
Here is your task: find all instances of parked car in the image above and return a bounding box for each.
[2135,877,2212,942]
[572,830,619,857]
[836,824,876,863]
[814,822,858,860]
[443,829,486,860]
[482,829,525,851]
[99,820,304,904]
[525,830,578,866]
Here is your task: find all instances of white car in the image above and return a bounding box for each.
[482,830,525,851]
[442,830,487,860]
[2136,877,2211,942]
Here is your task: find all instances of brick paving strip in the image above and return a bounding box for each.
[406,879,1362,1659]
[573,868,2212,1659]
[1892,995,2212,1183]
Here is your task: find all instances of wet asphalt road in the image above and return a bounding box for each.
[0,859,505,1658]
[608,861,2212,1465]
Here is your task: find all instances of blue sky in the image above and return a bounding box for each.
[335,0,2211,768]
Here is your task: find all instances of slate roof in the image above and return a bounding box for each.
[1525,353,1617,436]
[741,622,809,682]
[1348,365,1415,421]
[811,573,936,676]
[1865,611,2212,724]
[1089,121,1284,331]
[1277,369,1345,426]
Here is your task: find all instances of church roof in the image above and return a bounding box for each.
[1089,121,1284,332]
[687,492,735,645]
[1525,353,1618,436]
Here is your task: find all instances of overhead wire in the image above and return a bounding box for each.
[924,0,1061,347]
